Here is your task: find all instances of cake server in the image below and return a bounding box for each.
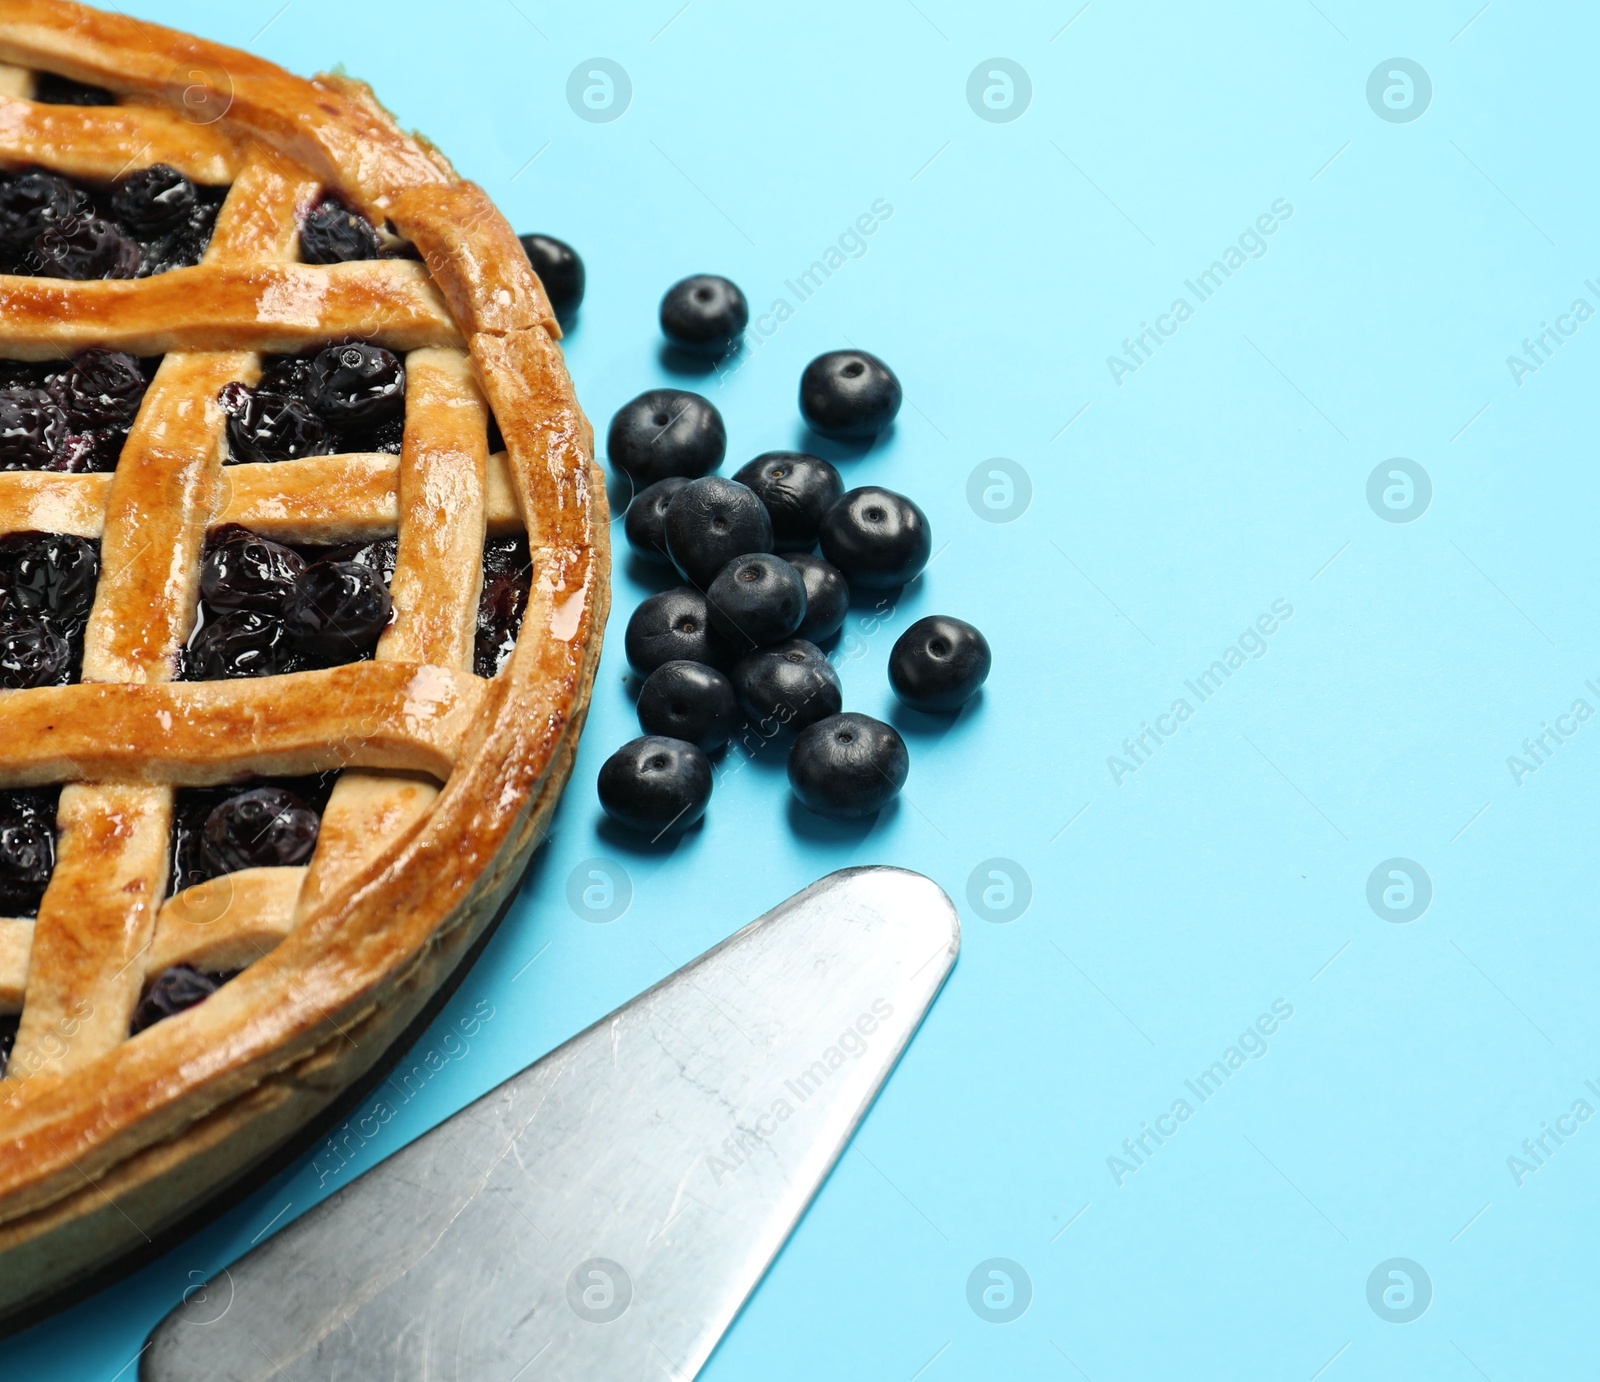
[142,864,959,1381]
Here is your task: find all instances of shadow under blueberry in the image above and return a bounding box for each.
[595,811,704,859]
[785,793,895,844]
[655,343,721,379]
[888,693,980,743]
[791,422,893,465]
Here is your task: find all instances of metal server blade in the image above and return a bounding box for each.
[142,865,960,1382]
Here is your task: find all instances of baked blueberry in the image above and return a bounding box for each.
[0,1014,15,1077]
[112,164,197,237]
[184,610,299,679]
[200,524,306,615]
[221,383,335,464]
[0,619,72,687]
[299,196,381,264]
[474,535,532,677]
[624,587,730,675]
[636,660,739,751]
[518,233,585,320]
[32,74,117,106]
[783,552,849,644]
[889,615,991,712]
[33,214,141,280]
[307,343,406,428]
[624,476,688,563]
[130,965,225,1034]
[664,476,773,588]
[0,789,56,915]
[597,735,712,835]
[286,559,392,663]
[318,536,398,587]
[0,171,78,253]
[607,389,725,485]
[0,532,99,627]
[819,487,931,589]
[788,713,909,819]
[202,786,319,874]
[799,350,902,440]
[730,637,841,733]
[705,553,806,649]
[255,355,315,400]
[52,350,147,430]
[347,415,406,456]
[659,274,748,357]
[0,387,66,469]
[732,451,842,548]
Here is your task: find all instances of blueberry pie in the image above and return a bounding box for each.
[0,0,607,1322]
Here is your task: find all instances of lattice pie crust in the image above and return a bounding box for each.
[0,0,607,1321]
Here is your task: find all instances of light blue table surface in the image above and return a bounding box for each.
[16,1,1600,1377]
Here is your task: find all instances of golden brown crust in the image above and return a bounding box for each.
[0,0,608,1319]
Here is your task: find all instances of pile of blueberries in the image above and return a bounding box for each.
[576,268,991,835]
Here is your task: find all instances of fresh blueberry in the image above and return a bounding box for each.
[51,350,146,430]
[623,476,688,563]
[0,387,66,469]
[624,587,731,675]
[130,965,228,1034]
[299,196,381,264]
[659,274,748,357]
[732,451,842,548]
[0,532,99,627]
[286,559,392,663]
[788,712,909,819]
[889,615,991,712]
[0,789,56,915]
[200,525,306,615]
[0,619,72,687]
[474,535,532,677]
[636,660,739,751]
[607,389,725,485]
[184,609,300,680]
[819,487,931,589]
[799,349,902,440]
[33,214,141,279]
[221,383,335,464]
[0,171,78,253]
[705,553,806,650]
[597,736,712,835]
[307,343,406,429]
[664,475,773,588]
[112,164,197,237]
[518,233,585,321]
[782,552,849,644]
[730,637,841,733]
[202,786,319,874]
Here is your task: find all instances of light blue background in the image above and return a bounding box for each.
[18,1,1600,1377]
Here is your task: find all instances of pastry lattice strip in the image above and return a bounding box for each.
[0,136,524,1080]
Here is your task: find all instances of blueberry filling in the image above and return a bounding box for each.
[0,1012,17,1077]
[130,965,241,1035]
[0,787,60,917]
[474,535,531,677]
[221,344,407,464]
[181,527,395,680]
[298,195,381,265]
[0,533,99,686]
[169,774,335,895]
[0,351,157,472]
[0,165,223,279]
[31,74,117,106]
